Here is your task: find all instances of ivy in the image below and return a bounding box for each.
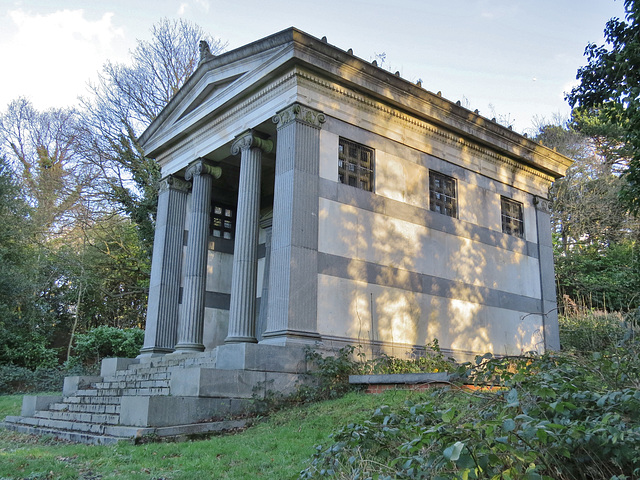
[302,343,640,480]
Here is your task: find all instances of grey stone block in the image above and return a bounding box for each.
[101,357,140,377]
[119,395,248,427]
[21,395,63,417]
[170,367,266,398]
[63,376,102,396]
[215,343,308,373]
[349,372,450,384]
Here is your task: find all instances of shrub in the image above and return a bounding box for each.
[297,342,456,404]
[559,309,636,352]
[73,325,144,365]
[302,342,640,479]
[0,362,97,394]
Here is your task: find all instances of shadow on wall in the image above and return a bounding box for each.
[319,132,546,358]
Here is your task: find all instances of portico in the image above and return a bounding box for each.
[140,101,328,356]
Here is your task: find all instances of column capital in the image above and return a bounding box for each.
[272,103,326,130]
[231,130,273,156]
[533,196,551,214]
[185,159,222,181]
[158,175,191,194]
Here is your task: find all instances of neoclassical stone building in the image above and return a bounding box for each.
[4,28,573,443]
[141,28,570,355]
[138,27,571,360]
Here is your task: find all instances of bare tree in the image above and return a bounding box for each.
[78,19,226,252]
[0,98,99,238]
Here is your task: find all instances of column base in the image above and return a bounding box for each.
[224,335,258,344]
[173,342,205,353]
[260,329,322,346]
[137,347,174,358]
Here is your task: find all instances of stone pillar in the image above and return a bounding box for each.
[139,176,190,356]
[225,131,273,344]
[261,103,325,345]
[174,159,222,353]
[534,196,560,351]
[256,210,273,341]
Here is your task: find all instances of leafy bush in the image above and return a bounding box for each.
[73,325,144,365]
[0,362,97,394]
[302,343,640,480]
[559,309,636,352]
[363,340,455,375]
[298,343,456,403]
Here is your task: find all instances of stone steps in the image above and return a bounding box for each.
[50,402,120,415]
[32,410,121,425]
[3,417,248,445]
[3,344,311,444]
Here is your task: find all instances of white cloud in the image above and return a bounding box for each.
[195,0,211,12]
[0,9,126,110]
[176,1,209,16]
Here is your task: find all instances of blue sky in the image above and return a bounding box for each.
[0,0,627,133]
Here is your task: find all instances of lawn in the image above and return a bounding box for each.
[0,390,425,480]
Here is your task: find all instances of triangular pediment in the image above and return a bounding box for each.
[140,31,299,157]
[176,75,242,121]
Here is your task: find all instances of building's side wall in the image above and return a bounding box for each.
[315,112,552,359]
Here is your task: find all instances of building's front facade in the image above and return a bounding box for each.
[139,28,572,361]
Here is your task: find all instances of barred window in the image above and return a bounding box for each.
[429,171,457,217]
[338,138,374,192]
[501,197,524,238]
[211,204,235,240]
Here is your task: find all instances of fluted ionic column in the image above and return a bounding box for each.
[256,210,273,341]
[139,176,190,356]
[261,103,325,345]
[174,159,222,352]
[225,131,273,343]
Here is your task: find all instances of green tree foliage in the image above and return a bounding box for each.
[73,325,144,365]
[567,0,640,212]
[535,120,640,311]
[0,157,59,368]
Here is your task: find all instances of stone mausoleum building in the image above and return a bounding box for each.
[4,28,572,443]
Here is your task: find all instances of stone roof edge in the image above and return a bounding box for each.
[140,27,573,179]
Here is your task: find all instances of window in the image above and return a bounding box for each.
[211,204,235,240]
[429,171,457,217]
[338,138,374,192]
[501,197,524,238]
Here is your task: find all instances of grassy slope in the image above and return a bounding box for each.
[0,390,427,480]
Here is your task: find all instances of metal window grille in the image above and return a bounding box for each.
[501,197,524,238]
[429,171,457,217]
[211,204,235,240]
[338,138,374,192]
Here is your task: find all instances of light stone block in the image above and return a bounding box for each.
[215,343,308,372]
[119,396,248,427]
[100,358,139,377]
[63,376,103,396]
[21,395,63,417]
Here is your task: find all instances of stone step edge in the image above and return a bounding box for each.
[2,418,247,444]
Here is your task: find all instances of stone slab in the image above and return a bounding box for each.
[119,395,250,427]
[349,372,450,384]
[215,343,308,373]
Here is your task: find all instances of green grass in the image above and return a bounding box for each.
[0,390,428,480]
